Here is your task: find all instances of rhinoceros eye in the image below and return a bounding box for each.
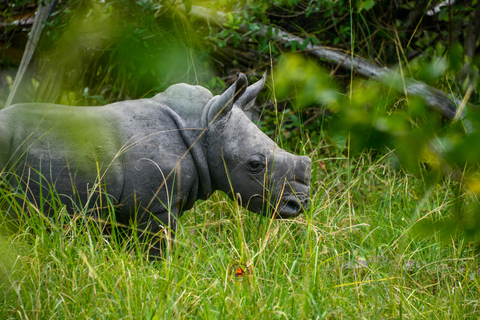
[247,155,265,174]
[250,161,262,169]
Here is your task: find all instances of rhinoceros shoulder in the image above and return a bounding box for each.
[151,83,213,120]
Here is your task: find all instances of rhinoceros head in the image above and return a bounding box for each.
[202,73,311,218]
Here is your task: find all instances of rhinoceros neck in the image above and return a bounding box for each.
[149,83,214,199]
[160,105,212,200]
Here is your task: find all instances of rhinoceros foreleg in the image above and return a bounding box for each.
[136,209,177,261]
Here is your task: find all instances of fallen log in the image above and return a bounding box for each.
[258,27,464,121]
[6,3,472,127]
[182,5,469,123]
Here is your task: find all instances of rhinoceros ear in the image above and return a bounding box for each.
[206,73,248,124]
[235,72,266,111]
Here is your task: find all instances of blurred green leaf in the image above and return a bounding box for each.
[357,0,375,12]
[449,42,464,72]
[274,55,339,109]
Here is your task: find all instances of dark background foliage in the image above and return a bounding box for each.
[2,0,480,245]
[3,1,479,103]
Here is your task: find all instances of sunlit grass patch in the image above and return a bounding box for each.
[1,146,479,318]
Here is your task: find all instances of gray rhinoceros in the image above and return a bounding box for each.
[0,73,311,258]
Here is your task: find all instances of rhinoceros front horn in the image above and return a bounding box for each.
[235,72,266,111]
[206,73,248,124]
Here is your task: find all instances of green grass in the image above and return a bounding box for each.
[1,147,479,319]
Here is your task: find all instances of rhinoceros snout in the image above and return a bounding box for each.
[290,155,312,186]
[274,155,311,218]
[300,155,312,184]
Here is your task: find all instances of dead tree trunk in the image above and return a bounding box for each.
[182,5,469,124]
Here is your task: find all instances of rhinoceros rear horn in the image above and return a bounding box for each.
[235,72,266,111]
[207,73,248,124]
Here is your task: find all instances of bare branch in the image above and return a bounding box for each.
[5,0,58,108]
[183,4,467,122]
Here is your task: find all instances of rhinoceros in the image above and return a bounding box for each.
[0,73,311,258]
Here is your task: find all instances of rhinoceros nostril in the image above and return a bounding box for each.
[276,194,308,218]
[280,199,301,216]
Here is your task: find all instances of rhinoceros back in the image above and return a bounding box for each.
[0,99,205,219]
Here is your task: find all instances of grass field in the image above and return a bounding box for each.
[1,143,479,319]
[2,0,479,318]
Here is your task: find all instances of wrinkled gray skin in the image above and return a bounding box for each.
[0,73,311,259]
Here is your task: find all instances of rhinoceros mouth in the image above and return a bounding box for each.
[276,194,309,218]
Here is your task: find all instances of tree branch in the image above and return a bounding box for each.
[5,0,58,108]
[182,4,467,122]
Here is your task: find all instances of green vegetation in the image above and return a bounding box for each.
[2,0,480,318]
[1,148,479,318]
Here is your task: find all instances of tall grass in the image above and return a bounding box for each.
[1,143,479,319]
